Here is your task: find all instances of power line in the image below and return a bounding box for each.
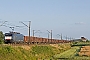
[0,21,7,27]
[32,30,41,37]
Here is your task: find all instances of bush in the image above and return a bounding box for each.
[0,46,14,53]
[0,39,4,44]
[0,31,4,44]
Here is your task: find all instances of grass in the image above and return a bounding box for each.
[53,44,90,60]
[0,43,71,60]
[1,41,90,60]
[0,45,30,60]
[31,45,54,59]
[2,42,90,60]
[31,44,71,59]
[53,46,80,59]
[71,42,90,46]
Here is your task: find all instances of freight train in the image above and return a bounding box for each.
[4,32,70,44]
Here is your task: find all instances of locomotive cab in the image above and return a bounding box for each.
[4,33,13,43]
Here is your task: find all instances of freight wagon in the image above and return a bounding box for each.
[4,32,24,43]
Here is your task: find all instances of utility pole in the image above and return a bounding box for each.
[20,21,31,45]
[32,30,41,44]
[47,30,52,43]
[28,21,31,44]
[56,34,62,40]
[47,30,50,43]
[48,33,49,40]
[51,30,52,43]
[61,33,62,40]
[32,30,41,37]
[33,30,35,37]
[66,35,67,40]
[67,36,69,40]
[32,30,35,43]
[70,37,72,41]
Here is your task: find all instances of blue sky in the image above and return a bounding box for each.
[0,0,90,39]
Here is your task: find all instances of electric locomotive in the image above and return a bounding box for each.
[4,32,24,43]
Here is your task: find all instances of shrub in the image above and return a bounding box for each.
[0,31,4,44]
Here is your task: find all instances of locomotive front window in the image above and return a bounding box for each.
[5,34,12,36]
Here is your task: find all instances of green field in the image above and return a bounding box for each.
[53,42,90,60]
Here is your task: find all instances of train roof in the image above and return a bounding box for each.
[10,32,20,34]
[5,32,22,35]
